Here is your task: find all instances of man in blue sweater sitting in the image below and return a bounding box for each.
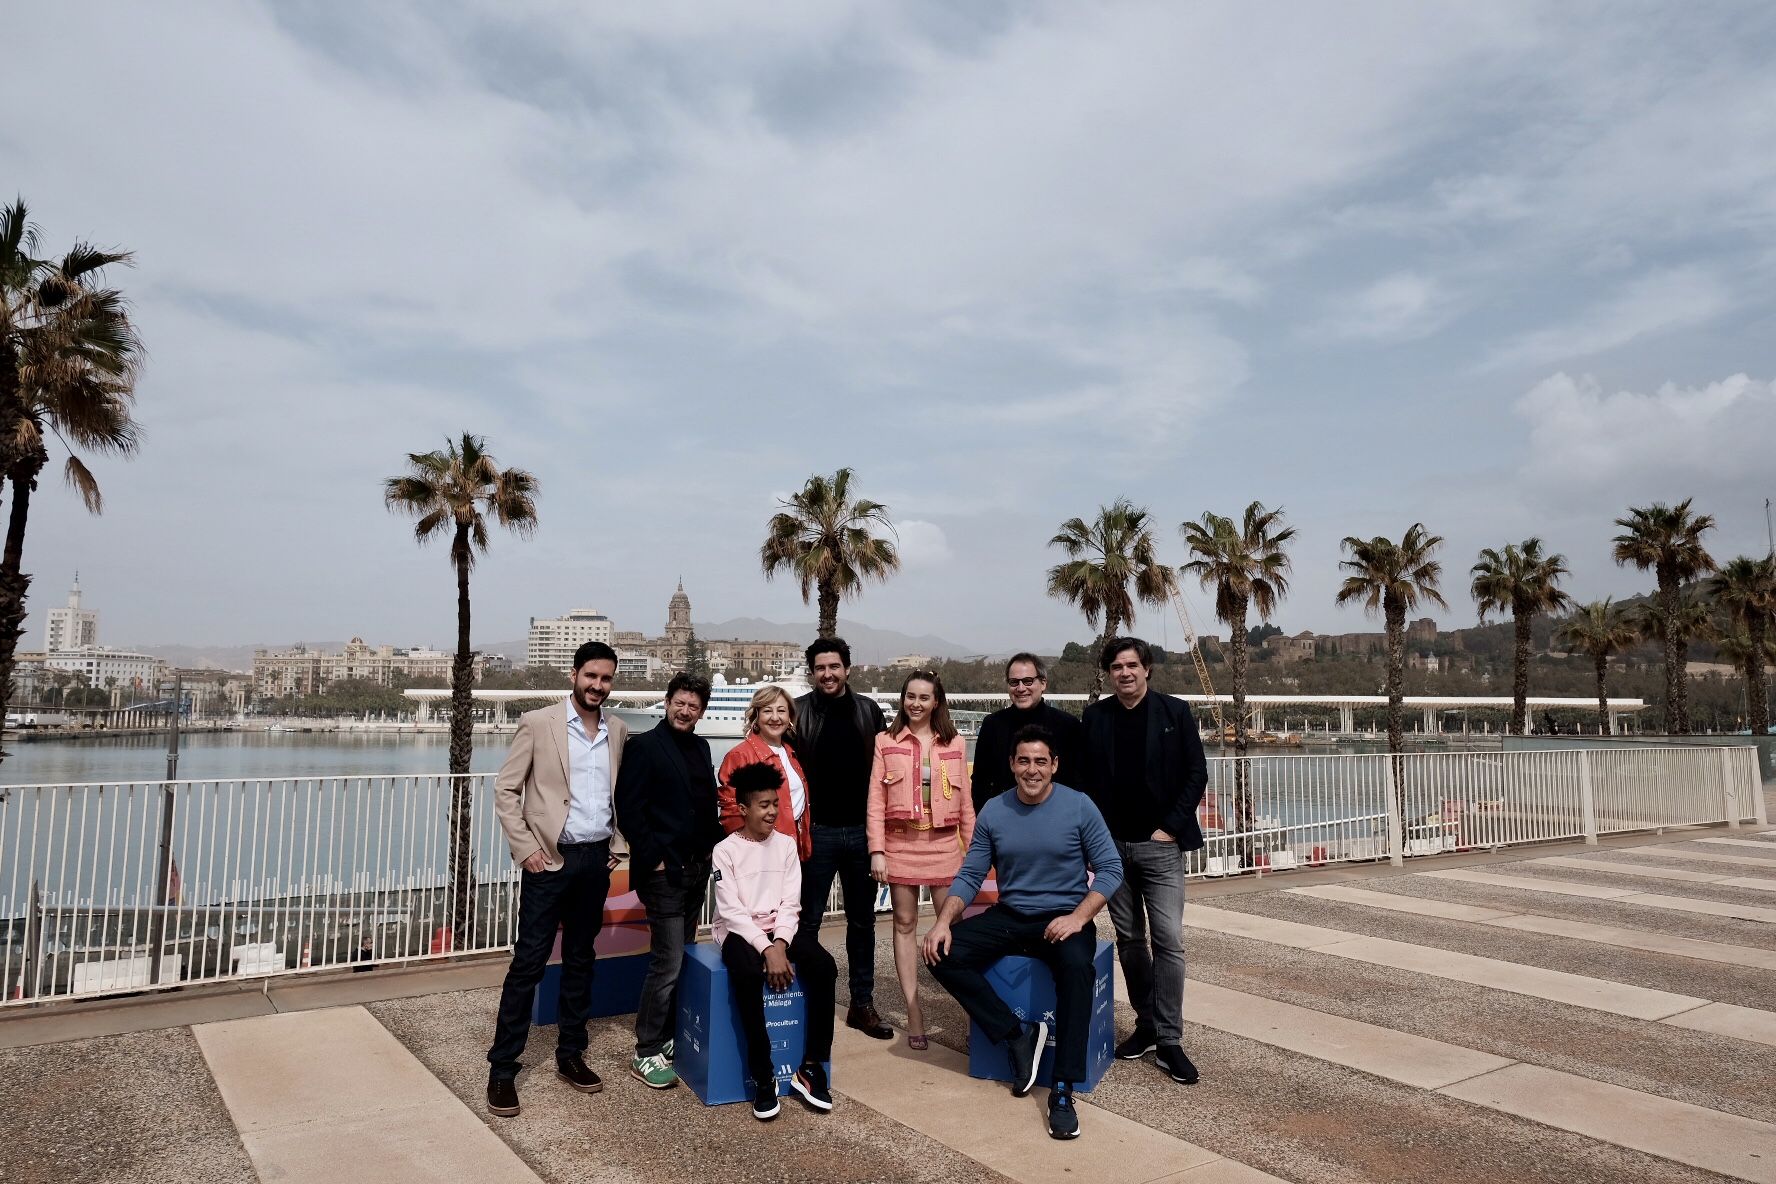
[922,724,1123,1141]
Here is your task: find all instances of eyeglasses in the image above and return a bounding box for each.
[1007,676,1042,688]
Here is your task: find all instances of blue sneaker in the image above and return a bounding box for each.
[1047,1081,1080,1139]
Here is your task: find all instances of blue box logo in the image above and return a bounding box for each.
[674,942,831,1106]
[966,939,1114,1092]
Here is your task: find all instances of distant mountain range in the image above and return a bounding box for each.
[127,617,977,673]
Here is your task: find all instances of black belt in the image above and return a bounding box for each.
[558,838,610,849]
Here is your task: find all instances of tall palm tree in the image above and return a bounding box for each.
[0,202,142,751]
[1180,502,1296,754]
[1047,499,1177,698]
[385,433,538,945]
[760,468,899,639]
[1554,599,1640,733]
[1613,499,1716,734]
[1471,538,1572,735]
[1709,556,1776,736]
[1715,625,1776,735]
[1335,524,1447,754]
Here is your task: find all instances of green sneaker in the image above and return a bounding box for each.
[630,1053,679,1090]
[661,1037,675,1064]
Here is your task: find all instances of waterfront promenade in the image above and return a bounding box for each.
[5,801,1775,1184]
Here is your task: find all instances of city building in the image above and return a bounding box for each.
[45,646,166,693]
[616,582,802,681]
[252,638,484,699]
[887,653,931,670]
[525,609,614,673]
[45,574,98,653]
[1262,632,1319,664]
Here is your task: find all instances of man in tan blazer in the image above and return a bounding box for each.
[486,641,629,1117]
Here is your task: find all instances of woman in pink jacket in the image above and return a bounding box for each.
[867,670,974,1049]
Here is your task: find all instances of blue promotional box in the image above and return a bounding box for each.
[674,942,830,1105]
[966,939,1114,1092]
[531,876,654,1025]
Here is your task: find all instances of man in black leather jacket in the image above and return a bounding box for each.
[791,636,892,1039]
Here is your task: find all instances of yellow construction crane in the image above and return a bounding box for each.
[1168,587,1226,734]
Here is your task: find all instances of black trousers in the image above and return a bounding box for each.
[795,822,876,1006]
[929,903,1096,1084]
[487,841,610,1081]
[633,860,708,1057]
[720,932,837,1086]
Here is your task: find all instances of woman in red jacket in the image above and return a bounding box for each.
[867,671,974,1049]
[718,684,813,860]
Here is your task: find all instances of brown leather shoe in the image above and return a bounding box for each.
[486,1077,520,1117]
[845,1003,893,1040]
[556,1054,604,1093]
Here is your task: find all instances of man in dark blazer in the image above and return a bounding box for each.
[1081,636,1208,1088]
[614,671,722,1090]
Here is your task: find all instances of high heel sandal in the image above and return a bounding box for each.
[907,1033,929,1051]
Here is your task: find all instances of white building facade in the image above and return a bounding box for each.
[44,647,165,692]
[526,609,614,672]
[45,575,98,653]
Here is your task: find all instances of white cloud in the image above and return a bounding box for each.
[1514,371,1773,492]
[1482,267,1730,371]
[1312,272,1455,342]
[894,520,954,569]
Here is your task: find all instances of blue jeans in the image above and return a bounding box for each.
[1107,840,1186,1045]
[794,823,876,1007]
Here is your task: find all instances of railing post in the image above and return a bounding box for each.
[1385,756,1404,867]
[1754,748,1771,827]
[147,783,176,984]
[1578,750,1598,845]
[1721,747,1742,829]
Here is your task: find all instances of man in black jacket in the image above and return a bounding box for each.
[971,652,1087,812]
[1081,637,1208,1087]
[614,672,722,1090]
[791,636,892,1039]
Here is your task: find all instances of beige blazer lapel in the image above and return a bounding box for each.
[545,699,572,792]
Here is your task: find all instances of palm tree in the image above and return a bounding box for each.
[1335,524,1447,754]
[1180,502,1296,754]
[759,468,899,638]
[1613,500,1716,733]
[1554,600,1640,733]
[385,433,538,945]
[1709,556,1776,736]
[1471,538,1572,735]
[0,202,142,752]
[1047,499,1178,698]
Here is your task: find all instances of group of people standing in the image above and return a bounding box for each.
[484,633,1208,1141]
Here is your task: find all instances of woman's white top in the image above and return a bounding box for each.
[768,744,807,820]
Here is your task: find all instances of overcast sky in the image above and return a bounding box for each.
[7,2,1776,656]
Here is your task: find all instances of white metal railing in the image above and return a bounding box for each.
[0,745,1762,1007]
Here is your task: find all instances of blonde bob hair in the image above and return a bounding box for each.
[742,684,798,738]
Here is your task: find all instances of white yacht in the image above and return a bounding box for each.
[612,671,813,738]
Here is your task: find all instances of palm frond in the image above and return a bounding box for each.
[62,455,102,513]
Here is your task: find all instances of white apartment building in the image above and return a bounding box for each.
[526,609,614,673]
[44,647,165,692]
[45,574,98,653]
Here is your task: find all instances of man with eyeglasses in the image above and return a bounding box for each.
[970,653,1086,814]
